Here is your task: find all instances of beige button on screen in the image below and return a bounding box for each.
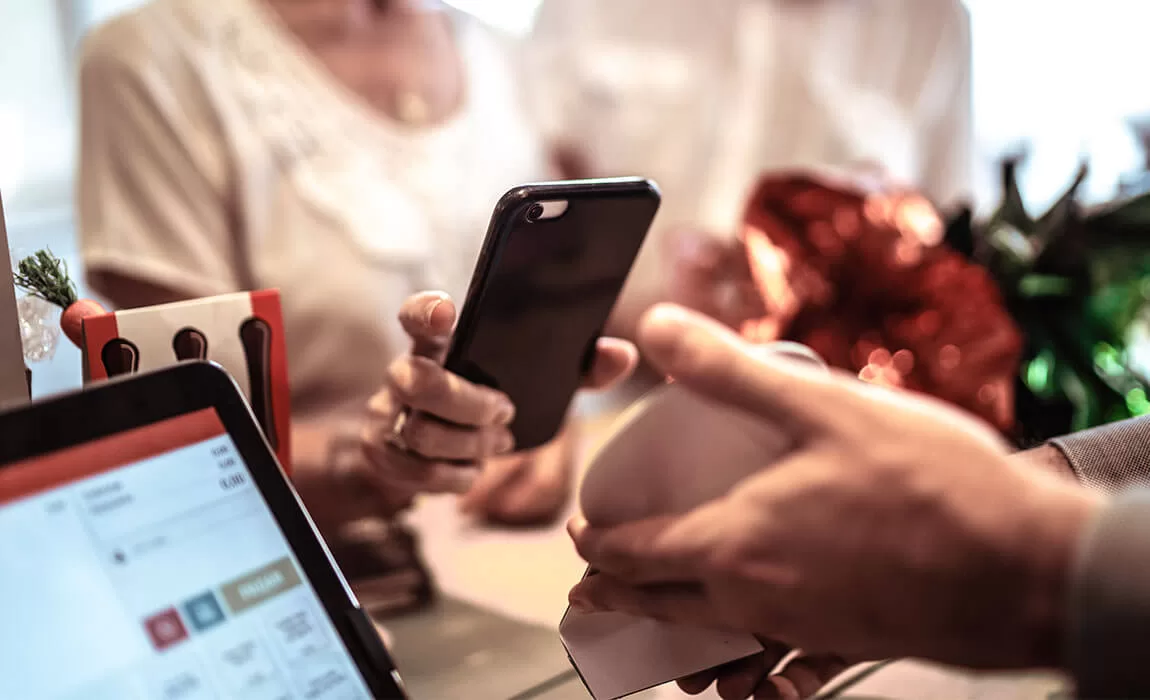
[221,557,302,614]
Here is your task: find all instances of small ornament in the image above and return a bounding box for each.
[950,153,1150,442]
[12,249,105,352]
[16,295,60,362]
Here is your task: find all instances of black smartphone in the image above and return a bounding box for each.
[444,178,661,451]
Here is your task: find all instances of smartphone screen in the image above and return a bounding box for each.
[446,179,660,450]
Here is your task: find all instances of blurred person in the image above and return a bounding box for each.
[526,0,973,333]
[568,304,1150,699]
[75,0,632,604]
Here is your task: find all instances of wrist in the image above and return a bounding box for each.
[1018,480,1104,670]
[1013,444,1079,483]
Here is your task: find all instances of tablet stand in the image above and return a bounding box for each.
[0,192,29,408]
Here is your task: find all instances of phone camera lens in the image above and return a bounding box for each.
[526,203,545,222]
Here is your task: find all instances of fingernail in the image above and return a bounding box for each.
[639,305,696,364]
[568,590,592,612]
[566,516,588,539]
[424,297,444,327]
[647,303,692,326]
[494,400,515,425]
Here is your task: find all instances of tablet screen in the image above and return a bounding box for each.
[0,408,374,700]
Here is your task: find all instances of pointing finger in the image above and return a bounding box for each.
[638,304,845,436]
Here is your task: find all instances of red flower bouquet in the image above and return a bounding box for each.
[738,172,1023,434]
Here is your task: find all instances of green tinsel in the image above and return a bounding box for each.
[13,249,78,310]
[947,156,1150,442]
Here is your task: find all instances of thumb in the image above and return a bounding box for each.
[637,304,838,435]
[398,291,456,360]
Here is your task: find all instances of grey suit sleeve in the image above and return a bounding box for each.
[1069,491,1150,698]
[1050,416,1150,493]
[1047,419,1150,695]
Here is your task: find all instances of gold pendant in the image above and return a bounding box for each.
[395,91,431,126]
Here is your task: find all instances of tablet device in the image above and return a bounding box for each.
[0,361,406,700]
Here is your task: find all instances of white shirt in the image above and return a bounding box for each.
[525,0,973,318]
[77,0,551,422]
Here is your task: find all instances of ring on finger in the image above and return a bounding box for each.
[384,409,411,453]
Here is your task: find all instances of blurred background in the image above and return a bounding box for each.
[4,5,1150,697]
[9,2,1150,220]
[5,0,1150,403]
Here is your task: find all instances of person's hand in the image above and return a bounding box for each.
[458,424,576,526]
[457,360,636,527]
[356,291,637,503]
[668,230,767,331]
[568,304,1102,675]
[674,641,853,700]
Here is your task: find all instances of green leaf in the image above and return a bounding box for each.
[12,249,78,309]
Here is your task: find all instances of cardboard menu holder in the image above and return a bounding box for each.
[80,290,291,469]
[561,343,826,700]
[0,193,30,408]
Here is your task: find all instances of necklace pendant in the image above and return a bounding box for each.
[395,91,431,126]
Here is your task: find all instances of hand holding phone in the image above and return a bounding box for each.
[352,291,638,505]
[352,179,656,517]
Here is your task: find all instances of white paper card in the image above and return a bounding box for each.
[562,608,762,700]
